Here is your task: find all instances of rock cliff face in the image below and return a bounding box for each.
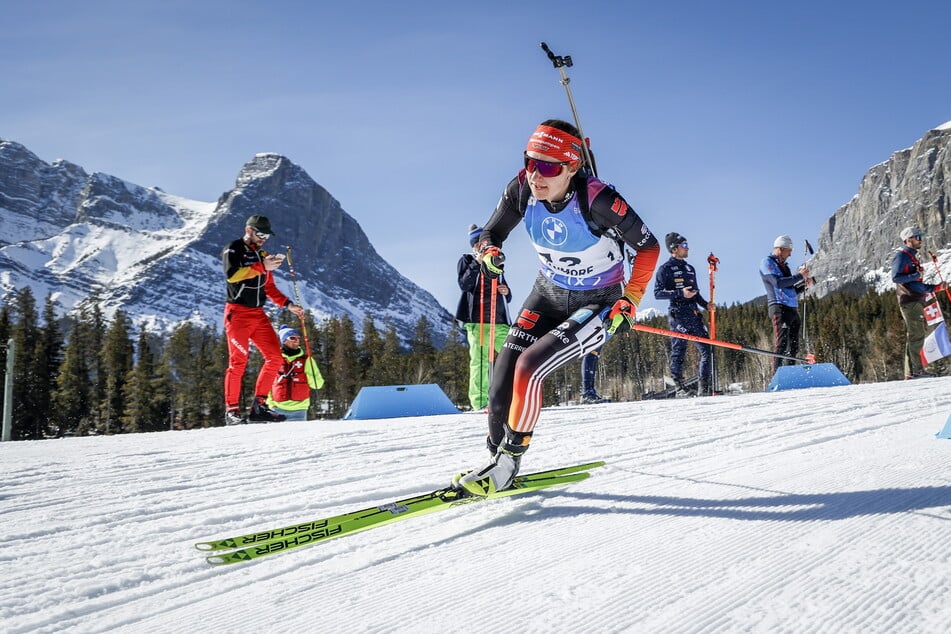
[808,123,951,297]
[0,140,453,346]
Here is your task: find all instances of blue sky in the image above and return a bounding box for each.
[3,1,950,316]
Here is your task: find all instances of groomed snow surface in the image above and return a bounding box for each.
[2,379,950,633]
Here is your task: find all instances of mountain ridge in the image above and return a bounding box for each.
[0,139,454,346]
[807,122,951,297]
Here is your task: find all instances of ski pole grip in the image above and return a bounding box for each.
[540,42,570,68]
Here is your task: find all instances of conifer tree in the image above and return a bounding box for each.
[433,326,468,406]
[358,317,385,386]
[100,310,134,434]
[51,316,91,436]
[322,316,358,417]
[199,325,227,427]
[377,321,405,386]
[9,288,40,439]
[34,295,63,435]
[162,323,211,429]
[0,306,10,422]
[84,302,107,430]
[121,326,168,432]
[408,316,436,384]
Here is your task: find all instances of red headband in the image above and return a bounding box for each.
[526,125,583,167]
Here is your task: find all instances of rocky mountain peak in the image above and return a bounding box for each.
[807,123,951,297]
[0,140,453,347]
[235,152,295,187]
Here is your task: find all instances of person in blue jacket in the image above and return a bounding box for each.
[653,232,713,396]
[891,226,943,379]
[760,235,811,371]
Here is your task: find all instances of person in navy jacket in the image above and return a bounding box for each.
[653,232,713,396]
[455,224,512,411]
[891,226,943,379]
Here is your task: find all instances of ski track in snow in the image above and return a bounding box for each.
[1,380,950,633]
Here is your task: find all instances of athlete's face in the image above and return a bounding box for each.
[525,150,577,202]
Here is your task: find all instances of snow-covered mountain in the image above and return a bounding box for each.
[807,122,951,297]
[0,140,454,346]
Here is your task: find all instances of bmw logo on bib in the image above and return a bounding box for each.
[541,217,568,246]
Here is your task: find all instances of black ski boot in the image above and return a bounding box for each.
[248,396,286,423]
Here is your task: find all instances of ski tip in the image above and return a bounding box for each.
[570,460,606,470]
[194,538,236,552]
[206,552,249,565]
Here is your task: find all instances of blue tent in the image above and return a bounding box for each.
[343,384,460,420]
[766,363,851,392]
[937,412,951,439]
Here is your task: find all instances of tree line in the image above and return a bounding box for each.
[0,286,941,440]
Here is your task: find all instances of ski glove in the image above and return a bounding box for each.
[480,247,505,279]
[606,298,636,335]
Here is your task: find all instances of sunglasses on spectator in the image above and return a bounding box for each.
[678,242,689,249]
[285,336,300,341]
[254,231,271,240]
[524,154,569,178]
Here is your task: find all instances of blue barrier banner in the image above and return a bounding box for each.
[766,363,851,392]
[937,413,951,439]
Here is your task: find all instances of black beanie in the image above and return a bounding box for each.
[665,232,687,252]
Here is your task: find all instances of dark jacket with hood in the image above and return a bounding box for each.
[455,253,511,325]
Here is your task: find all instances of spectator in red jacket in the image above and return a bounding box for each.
[267,325,325,421]
[221,215,303,424]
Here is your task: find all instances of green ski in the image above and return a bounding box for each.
[198,461,604,565]
[196,461,604,552]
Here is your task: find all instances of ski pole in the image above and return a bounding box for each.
[489,277,498,364]
[284,246,312,358]
[706,252,719,340]
[540,42,596,177]
[928,251,951,303]
[631,323,813,364]
[478,274,486,349]
[706,252,719,395]
[801,239,816,358]
[473,273,489,410]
